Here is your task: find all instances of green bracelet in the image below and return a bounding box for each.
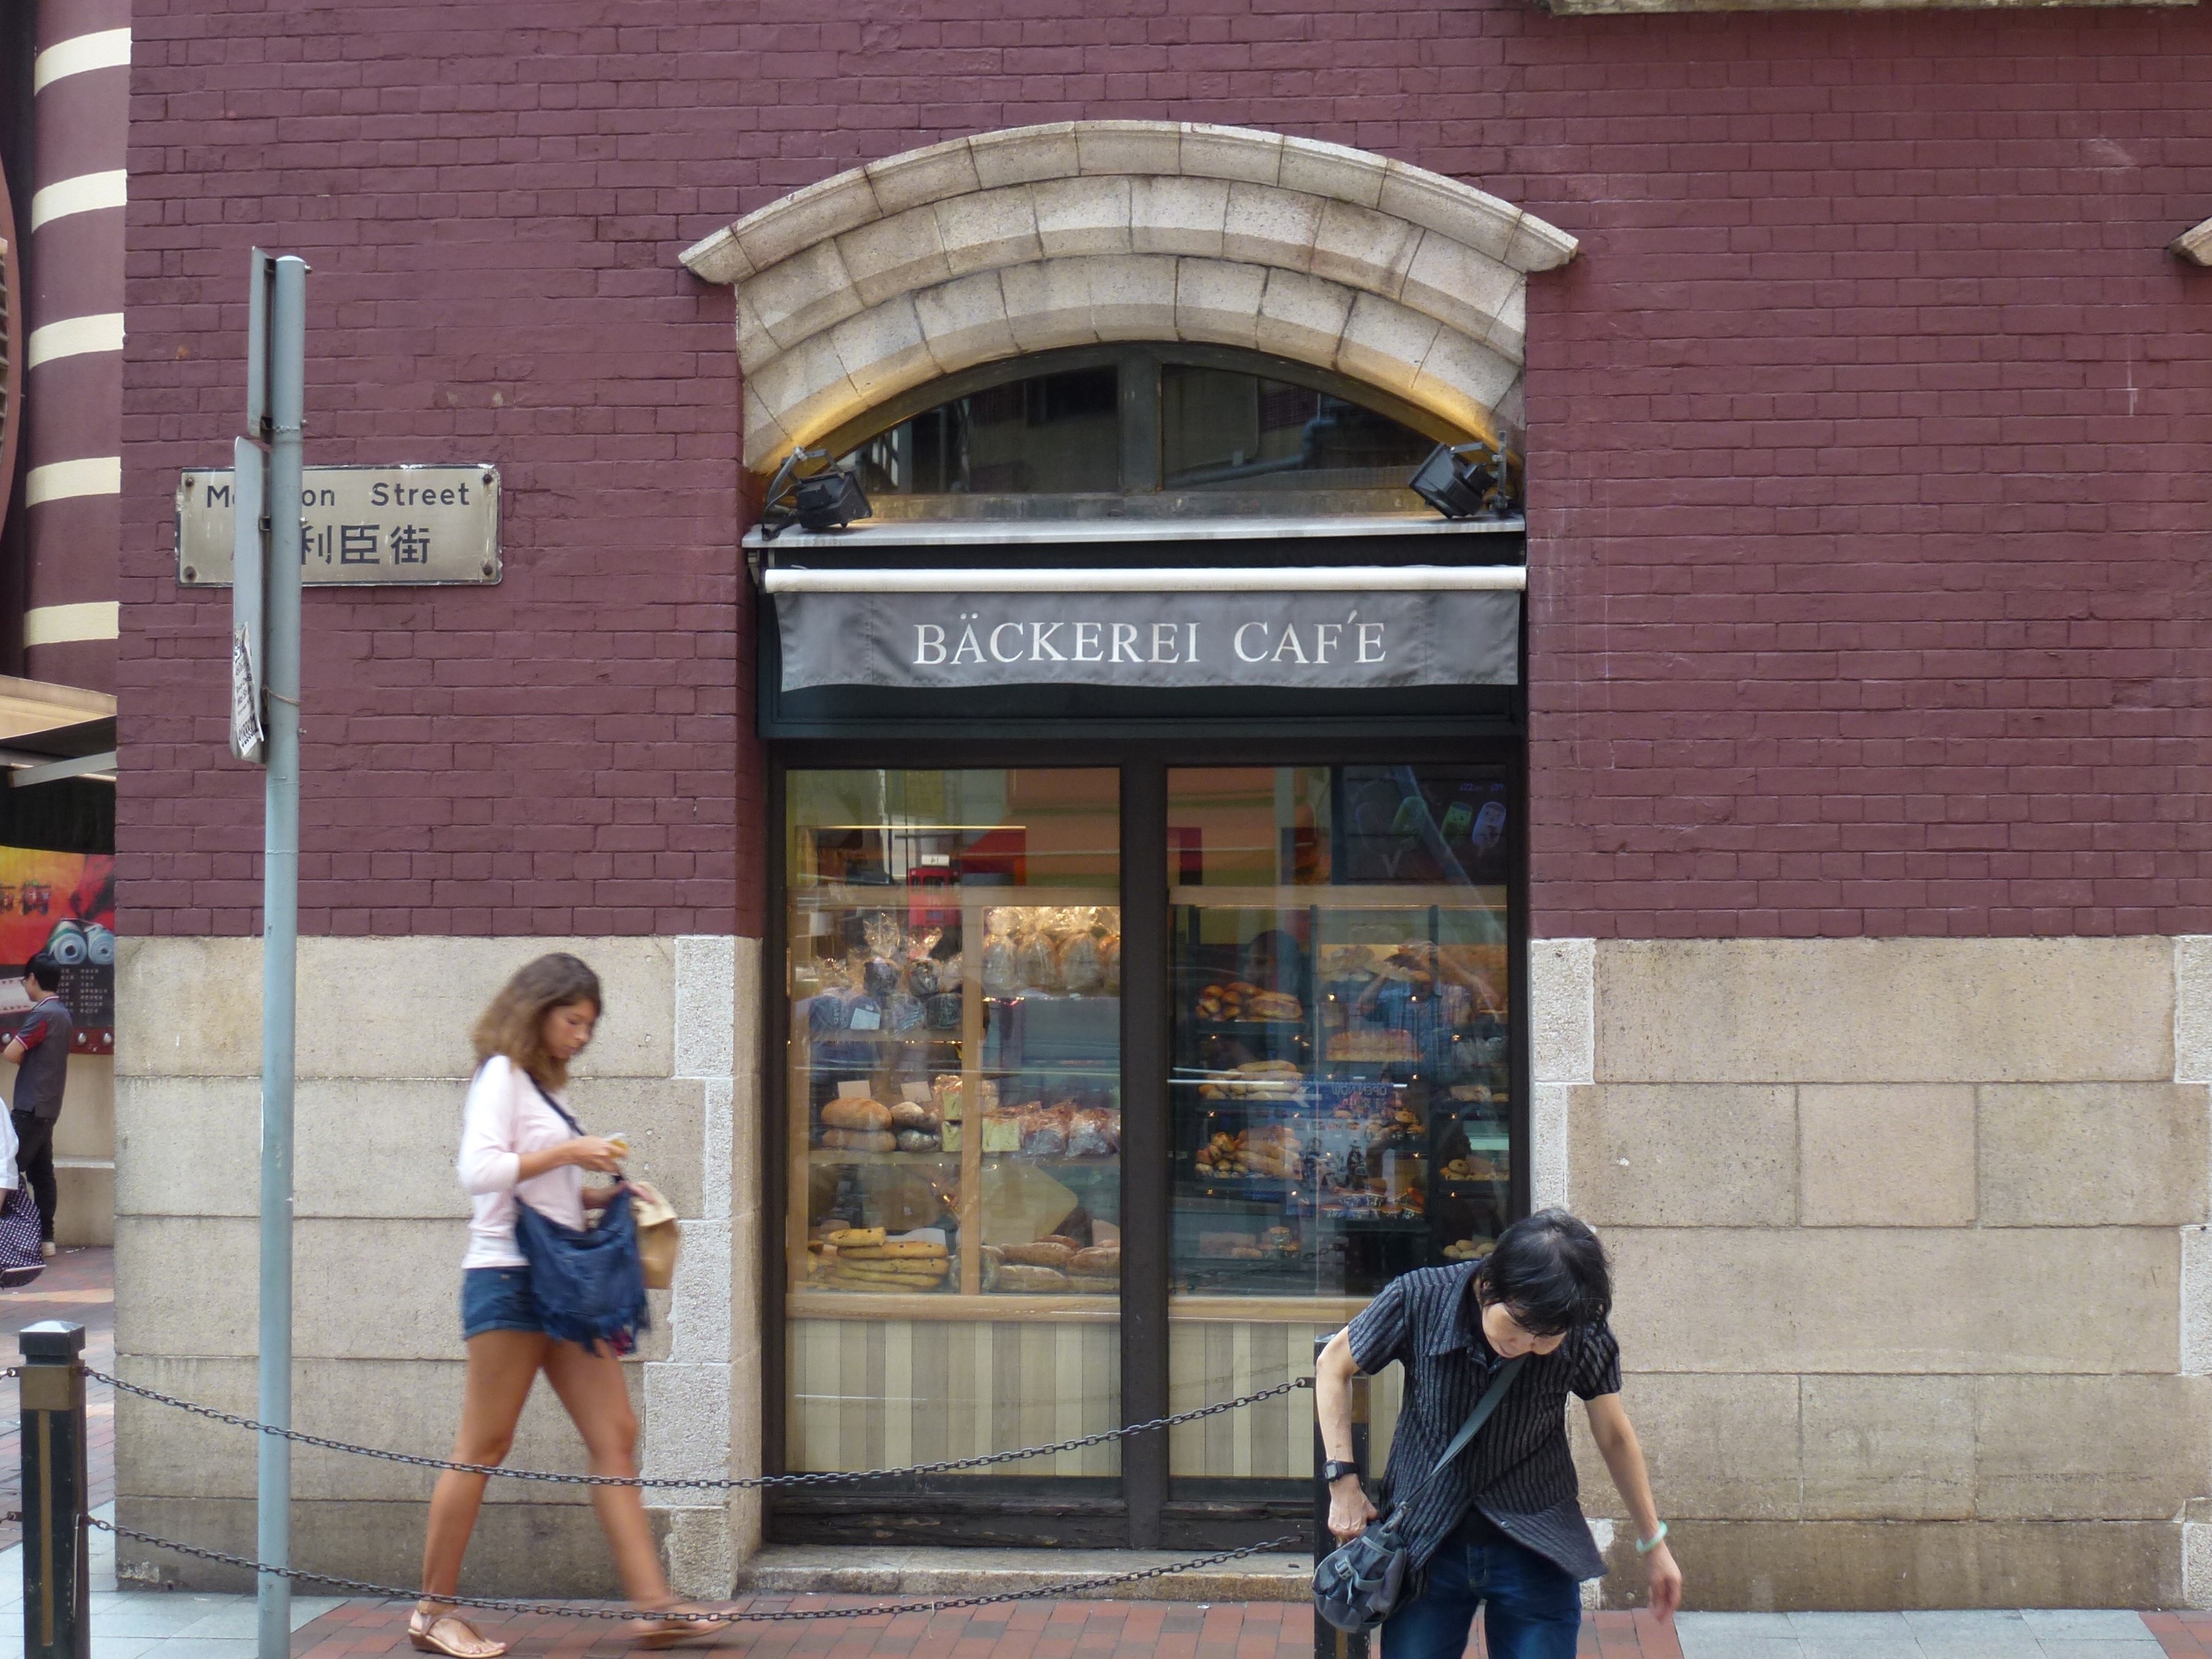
[1635,1521,1669,1555]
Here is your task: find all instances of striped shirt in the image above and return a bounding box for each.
[1345,1261,1621,1580]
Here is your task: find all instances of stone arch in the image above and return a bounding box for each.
[679,121,1578,470]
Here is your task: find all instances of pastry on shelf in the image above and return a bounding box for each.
[1196,1059,1305,1102]
[1326,1029,1418,1062]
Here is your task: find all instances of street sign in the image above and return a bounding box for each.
[175,463,501,586]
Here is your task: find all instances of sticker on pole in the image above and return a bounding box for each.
[229,625,265,763]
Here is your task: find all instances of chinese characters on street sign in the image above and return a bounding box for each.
[175,464,501,586]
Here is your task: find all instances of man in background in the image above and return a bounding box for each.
[6,953,73,1258]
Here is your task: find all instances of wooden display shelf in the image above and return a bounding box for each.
[793,884,1120,910]
[1168,884,1507,911]
[786,1290,1374,1325]
[787,1289,1120,1323]
[1169,1294,1374,1324]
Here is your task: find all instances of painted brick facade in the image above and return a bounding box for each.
[119,3,2212,942]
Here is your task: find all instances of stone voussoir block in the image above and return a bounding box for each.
[743,239,863,355]
[1310,198,1421,299]
[864,137,981,217]
[835,206,953,310]
[827,296,936,411]
[731,168,882,279]
[969,122,1079,189]
[1032,175,1134,260]
[931,187,1043,279]
[999,260,1105,355]
[1409,323,1523,432]
[912,270,1019,378]
[1178,122,1284,187]
[1174,257,1267,351]
[1074,120,1183,178]
[1130,175,1231,258]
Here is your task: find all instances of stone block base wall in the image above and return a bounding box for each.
[112,936,764,1596]
[1534,936,2212,1611]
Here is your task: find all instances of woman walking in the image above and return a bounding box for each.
[411,953,726,1657]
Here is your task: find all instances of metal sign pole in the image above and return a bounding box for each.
[251,251,307,1659]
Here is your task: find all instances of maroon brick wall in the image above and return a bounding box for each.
[120,3,2212,941]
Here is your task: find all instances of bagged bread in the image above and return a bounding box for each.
[1067,1107,1118,1158]
[1018,1105,1071,1158]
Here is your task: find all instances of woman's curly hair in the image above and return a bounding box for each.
[472,953,602,1087]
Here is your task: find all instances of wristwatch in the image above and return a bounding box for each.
[1322,1460,1361,1484]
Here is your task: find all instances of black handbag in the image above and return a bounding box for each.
[1312,1354,1526,1634]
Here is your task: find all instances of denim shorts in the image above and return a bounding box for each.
[461,1265,544,1340]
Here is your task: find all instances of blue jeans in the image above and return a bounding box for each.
[461,1265,544,1340]
[1380,1534,1582,1659]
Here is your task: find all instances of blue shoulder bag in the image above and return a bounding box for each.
[514,1073,650,1355]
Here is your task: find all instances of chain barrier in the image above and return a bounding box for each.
[82,1366,1313,1490]
[88,1516,1305,1622]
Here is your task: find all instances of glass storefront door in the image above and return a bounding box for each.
[782,768,1123,1478]
[1163,765,1512,1486]
[773,754,1517,1539]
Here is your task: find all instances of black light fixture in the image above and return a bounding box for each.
[1409,439,1518,520]
[758,447,872,541]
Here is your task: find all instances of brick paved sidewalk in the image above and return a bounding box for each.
[287,1600,1687,1659]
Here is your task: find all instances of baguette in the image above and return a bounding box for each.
[1068,1245,1120,1278]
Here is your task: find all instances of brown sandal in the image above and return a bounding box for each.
[630,1606,734,1649]
[410,1603,511,1659]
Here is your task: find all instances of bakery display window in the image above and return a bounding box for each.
[1167,764,1512,1294]
[1163,765,1509,1478]
[782,768,1124,1475]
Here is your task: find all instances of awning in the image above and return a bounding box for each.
[765,564,1525,692]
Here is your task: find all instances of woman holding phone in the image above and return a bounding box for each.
[411,952,725,1656]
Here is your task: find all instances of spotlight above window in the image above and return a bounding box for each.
[759,448,871,541]
[1409,441,1520,521]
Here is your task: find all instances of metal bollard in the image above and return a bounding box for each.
[20,1321,88,1659]
[1313,1334,1369,1659]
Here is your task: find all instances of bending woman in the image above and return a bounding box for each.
[412,952,723,1657]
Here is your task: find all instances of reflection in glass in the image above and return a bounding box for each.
[844,368,1121,498]
[784,769,1124,1475]
[1161,366,1436,493]
[1167,766,1512,1304]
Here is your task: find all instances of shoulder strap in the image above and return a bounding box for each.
[522,1068,585,1138]
[1413,1354,1526,1495]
